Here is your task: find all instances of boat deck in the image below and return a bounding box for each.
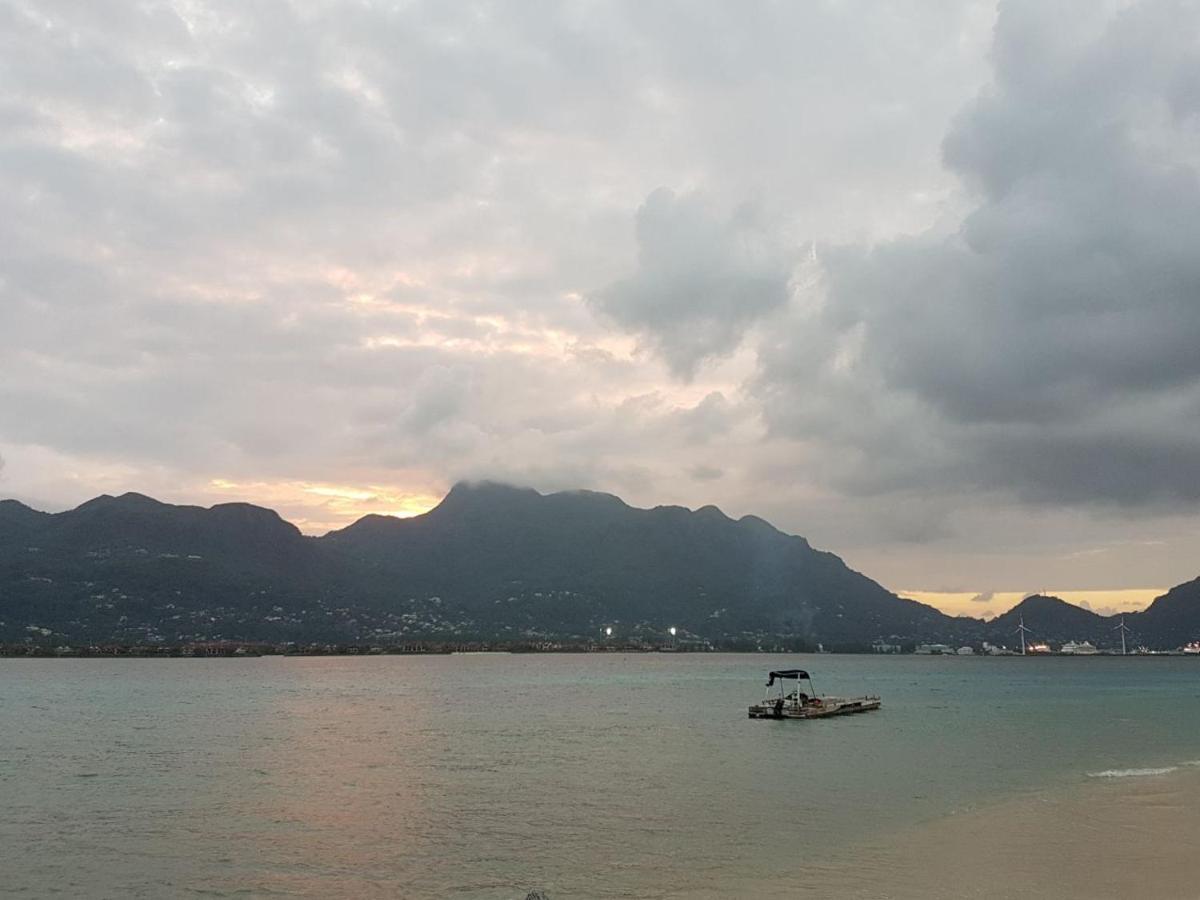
[748,696,881,719]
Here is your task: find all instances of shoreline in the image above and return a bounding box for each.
[789,764,1200,899]
[5,643,1200,659]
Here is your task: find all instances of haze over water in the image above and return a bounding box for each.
[4,654,1200,898]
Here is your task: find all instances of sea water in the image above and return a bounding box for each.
[3,653,1199,898]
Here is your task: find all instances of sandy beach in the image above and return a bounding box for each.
[684,764,1200,899]
[808,765,1200,899]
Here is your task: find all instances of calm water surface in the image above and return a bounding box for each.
[3,654,1200,898]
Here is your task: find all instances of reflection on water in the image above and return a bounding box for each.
[3,654,1200,898]
[226,660,440,897]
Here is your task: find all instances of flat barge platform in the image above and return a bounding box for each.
[748,668,882,720]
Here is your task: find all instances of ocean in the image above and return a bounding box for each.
[3,653,1199,898]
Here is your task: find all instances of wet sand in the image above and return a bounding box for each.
[697,766,1200,899]
[831,765,1200,899]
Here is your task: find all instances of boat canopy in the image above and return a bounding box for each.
[766,669,810,685]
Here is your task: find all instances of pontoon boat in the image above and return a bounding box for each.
[748,669,881,719]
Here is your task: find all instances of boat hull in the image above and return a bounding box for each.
[748,697,881,719]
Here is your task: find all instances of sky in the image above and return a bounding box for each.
[3,0,1200,619]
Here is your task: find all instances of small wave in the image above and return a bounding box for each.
[1087,766,1178,778]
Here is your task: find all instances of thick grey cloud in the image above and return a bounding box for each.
[590,189,796,377]
[757,0,1200,512]
[4,0,1199,596]
[0,0,982,487]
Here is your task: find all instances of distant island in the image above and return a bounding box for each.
[2,481,1198,654]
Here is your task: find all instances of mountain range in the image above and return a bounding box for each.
[1,482,1197,650]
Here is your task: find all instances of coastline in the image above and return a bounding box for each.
[6,642,1200,659]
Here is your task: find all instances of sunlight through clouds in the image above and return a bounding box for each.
[2,0,1200,598]
[207,479,440,533]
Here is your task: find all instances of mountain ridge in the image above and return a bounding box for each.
[0,482,1196,649]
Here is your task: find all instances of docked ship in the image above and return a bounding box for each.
[748,669,881,720]
[1060,640,1099,655]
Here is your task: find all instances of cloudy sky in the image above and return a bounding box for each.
[3,0,1199,617]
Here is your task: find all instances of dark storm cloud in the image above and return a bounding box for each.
[972,422,1200,507]
[757,0,1200,510]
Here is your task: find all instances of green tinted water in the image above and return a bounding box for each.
[3,654,1199,897]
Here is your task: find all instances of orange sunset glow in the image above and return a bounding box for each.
[206,478,441,534]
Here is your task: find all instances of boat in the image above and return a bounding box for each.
[748,669,881,720]
[1060,640,1098,655]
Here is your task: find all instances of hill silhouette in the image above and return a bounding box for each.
[321,480,956,645]
[986,595,1109,644]
[1,482,1197,649]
